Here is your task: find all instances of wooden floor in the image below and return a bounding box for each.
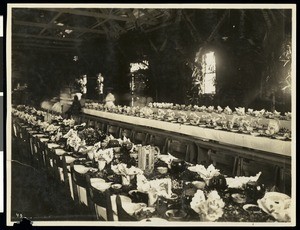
[10,145,94,222]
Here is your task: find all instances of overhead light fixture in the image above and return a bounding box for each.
[65,29,73,34]
[57,22,64,26]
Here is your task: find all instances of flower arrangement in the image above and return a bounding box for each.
[61,119,75,127]
[139,107,153,118]
[94,148,114,164]
[188,164,220,186]
[111,163,144,176]
[77,127,102,146]
[190,190,225,221]
[75,74,87,94]
[178,111,188,123]
[221,106,231,115]
[189,112,201,125]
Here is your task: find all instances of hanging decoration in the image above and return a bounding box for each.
[95,73,104,95]
[129,60,149,106]
[279,39,292,92]
[75,74,87,94]
[129,61,149,93]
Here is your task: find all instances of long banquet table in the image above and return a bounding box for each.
[82,108,291,157]
[12,118,286,223]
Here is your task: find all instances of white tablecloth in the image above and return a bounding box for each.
[83,109,291,157]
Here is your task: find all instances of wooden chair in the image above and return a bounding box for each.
[86,175,113,221]
[167,139,196,163]
[31,136,46,170]
[70,163,92,208]
[132,130,148,145]
[52,153,70,191]
[95,121,105,132]
[116,195,137,221]
[119,127,133,140]
[146,133,168,154]
[240,158,278,188]
[106,124,120,138]
[208,150,239,177]
[44,147,56,179]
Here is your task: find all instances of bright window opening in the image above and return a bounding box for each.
[202,51,216,94]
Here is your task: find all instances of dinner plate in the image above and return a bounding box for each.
[47,143,60,149]
[91,181,112,192]
[34,134,46,137]
[65,156,76,164]
[123,203,147,216]
[257,192,291,214]
[74,165,91,174]
[55,148,66,156]
[40,138,49,143]
[140,217,168,222]
[230,129,239,132]
[214,126,222,130]
[275,136,287,140]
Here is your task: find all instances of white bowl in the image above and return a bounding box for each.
[157,167,168,174]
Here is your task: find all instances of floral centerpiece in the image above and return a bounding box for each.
[190,190,225,221]
[188,164,221,187]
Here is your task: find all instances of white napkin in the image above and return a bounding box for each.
[226,172,262,189]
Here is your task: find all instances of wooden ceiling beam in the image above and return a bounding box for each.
[144,21,174,33]
[13,42,77,50]
[14,20,106,35]
[13,33,82,42]
[13,37,79,46]
[39,12,63,35]
[40,8,131,22]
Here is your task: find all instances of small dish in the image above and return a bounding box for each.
[157,166,168,174]
[243,204,262,213]
[140,217,168,222]
[250,132,260,137]
[275,136,287,140]
[111,183,122,190]
[165,209,187,221]
[230,129,239,133]
[192,181,206,190]
[231,193,247,204]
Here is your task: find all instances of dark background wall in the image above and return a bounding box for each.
[11,9,292,112]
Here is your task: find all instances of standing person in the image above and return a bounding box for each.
[104,88,116,109]
[65,95,82,119]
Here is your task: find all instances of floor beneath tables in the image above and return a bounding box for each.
[10,143,95,222]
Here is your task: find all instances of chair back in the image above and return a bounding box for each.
[132,130,148,145]
[116,195,137,221]
[167,139,190,161]
[147,134,168,154]
[119,127,133,139]
[86,175,113,221]
[107,124,120,138]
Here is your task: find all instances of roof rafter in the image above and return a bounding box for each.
[13,33,82,42]
[40,8,132,22]
[14,19,106,35]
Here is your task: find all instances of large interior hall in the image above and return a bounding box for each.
[8,5,294,226]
